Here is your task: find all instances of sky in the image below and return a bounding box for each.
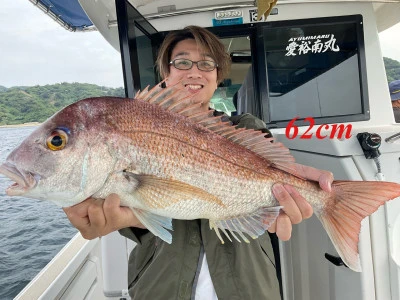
[379,23,400,63]
[0,0,124,88]
[0,0,399,89]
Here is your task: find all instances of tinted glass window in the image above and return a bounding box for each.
[210,36,251,116]
[134,26,157,89]
[264,20,364,122]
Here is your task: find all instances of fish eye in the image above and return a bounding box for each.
[46,129,68,151]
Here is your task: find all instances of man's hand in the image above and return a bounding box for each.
[63,194,145,240]
[268,164,334,241]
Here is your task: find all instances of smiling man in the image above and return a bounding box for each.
[156,27,230,112]
[64,26,334,300]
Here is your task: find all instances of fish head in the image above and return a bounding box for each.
[0,98,121,207]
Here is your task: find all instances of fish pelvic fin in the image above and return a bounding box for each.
[132,208,173,243]
[209,206,282,244]
[319,180,400,272]
[135,82,300,177]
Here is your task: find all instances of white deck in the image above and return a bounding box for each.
[15,232,134,300]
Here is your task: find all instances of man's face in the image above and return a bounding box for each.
[166,39,218,110]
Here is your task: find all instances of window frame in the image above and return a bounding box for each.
[257,14,369,128]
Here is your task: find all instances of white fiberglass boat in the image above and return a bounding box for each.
[16,0,400,299]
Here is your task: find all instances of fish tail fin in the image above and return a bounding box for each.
[318,180,400,272]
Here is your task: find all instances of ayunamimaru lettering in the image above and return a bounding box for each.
[286,34,340,56]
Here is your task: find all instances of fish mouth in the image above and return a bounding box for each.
[0,162,39,196]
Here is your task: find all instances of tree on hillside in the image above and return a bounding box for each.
[384,57,400,82]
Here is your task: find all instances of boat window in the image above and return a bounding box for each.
[134,26,158,89]
[116,0,161,97]
[261,15,368,125]
[210,36,251,116]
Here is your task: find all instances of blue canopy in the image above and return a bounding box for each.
[36,0,93,30]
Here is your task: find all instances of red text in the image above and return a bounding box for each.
[285,117,352,140]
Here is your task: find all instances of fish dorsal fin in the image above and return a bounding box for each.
[135,83,300,177]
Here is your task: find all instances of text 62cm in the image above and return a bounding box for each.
[285,117,352,140]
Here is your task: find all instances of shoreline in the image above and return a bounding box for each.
[0,122,41,128]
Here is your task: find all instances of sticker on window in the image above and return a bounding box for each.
[286,34,340,56]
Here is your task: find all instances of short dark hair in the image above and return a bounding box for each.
[156,26,231,84]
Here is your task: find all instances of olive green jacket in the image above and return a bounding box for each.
[119,113,280,300]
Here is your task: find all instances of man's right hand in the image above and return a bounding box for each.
[63,194,145,240]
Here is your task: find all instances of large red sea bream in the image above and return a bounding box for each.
[1,84,399,272]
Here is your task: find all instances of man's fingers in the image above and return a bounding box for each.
[63,194,145,239]
[103,194,133,230]
[63,199,94,230]
[318,171,334,192]
[103,193,122,221]
[275,213,292,241]
[63,198,93,218]
[87,199,107,232]
[268,220,277,233]
[284,185,313,220]
[272,184,302,224]
[296,164,334,192]
[270,183,314,241]
[63,212,90,231]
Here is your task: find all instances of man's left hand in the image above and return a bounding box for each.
[268,164,334,241]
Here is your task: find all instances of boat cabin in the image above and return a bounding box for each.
[17,0,400,299]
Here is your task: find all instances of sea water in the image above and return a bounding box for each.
[0,126,77,299]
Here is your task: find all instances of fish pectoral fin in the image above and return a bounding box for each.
[209,206,282,244]
[131,208,173,244]
[131,174,224,209]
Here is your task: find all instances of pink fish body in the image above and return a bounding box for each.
[1,84,399,272]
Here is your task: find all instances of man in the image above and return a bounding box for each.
[63,26,333,299]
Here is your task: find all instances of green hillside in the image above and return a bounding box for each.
[0,82,124,125]
[384,57,400,82]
